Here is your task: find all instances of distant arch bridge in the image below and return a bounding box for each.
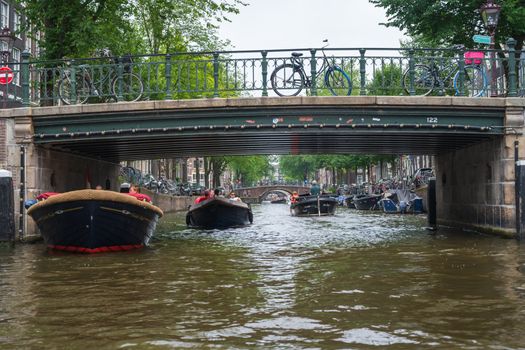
[235,185,310,202]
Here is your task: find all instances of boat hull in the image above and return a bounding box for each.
[290,196,337,216]
[186,197,253,229]
[27,190,163,253]
[353,194,381,210]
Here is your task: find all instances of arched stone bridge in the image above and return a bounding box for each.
[235,185,310,202]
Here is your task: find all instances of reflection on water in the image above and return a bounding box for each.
[1,203,525,349]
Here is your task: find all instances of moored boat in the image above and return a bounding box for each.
[353,194,382,210]
[345,194,366,208]
[26,189,163,253]
[270,198,287,204]
[290,195,337,216]
[186,196,253,229]
[378,189,424,214]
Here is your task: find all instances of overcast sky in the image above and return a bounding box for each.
[218,0,406,50]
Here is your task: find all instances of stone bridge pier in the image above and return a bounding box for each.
[3,117,121,238]
[434,101,525,237]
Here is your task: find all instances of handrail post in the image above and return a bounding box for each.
[70,60,77,104]
[310,49,317,96]
[21,51,30,107]
[457,47,465,97]
[165,54,172,100]
[408,48,415,95]
[213,52,219,98]
[507,37,517,97]
[261,50,268,97]
[116,56,123,102]
[359,49,366,95]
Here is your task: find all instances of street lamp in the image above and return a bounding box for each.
[0,26,14,63]
[480,0,501,96]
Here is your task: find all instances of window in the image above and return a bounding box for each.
[0,2,8,29]
[12,47,19,85]
[25,34,31,52]
[13,12,19,35]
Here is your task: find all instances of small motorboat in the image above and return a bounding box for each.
[26,189,163,253]
[379,190,424,214]
[290,195,337,216]
[345,194,366,209]
[270,198,287,204]
[353,194,382,210]
[186,196,253,229]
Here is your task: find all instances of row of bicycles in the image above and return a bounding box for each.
[57,43,491,106]
[119,166,204,196]
[270,42,488,98]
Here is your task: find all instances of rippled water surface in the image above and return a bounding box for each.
[1,203,525,349]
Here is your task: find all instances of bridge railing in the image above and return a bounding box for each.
[8,38,524,107]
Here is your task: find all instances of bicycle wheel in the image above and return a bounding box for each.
[402,64,435,96]
[325,66,352,96]
[112,72,144,102]
[58,75,90,105]
[453,65,487,97]
[270,64,305,96]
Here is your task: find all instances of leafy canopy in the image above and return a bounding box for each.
[369,0,525,49]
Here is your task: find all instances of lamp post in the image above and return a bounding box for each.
[0,26,14,63]
[480,0,501,97]
[0,26,14,108]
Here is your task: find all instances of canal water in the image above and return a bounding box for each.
[1,203,525,349]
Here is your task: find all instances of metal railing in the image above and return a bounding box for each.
[3,38,523,108]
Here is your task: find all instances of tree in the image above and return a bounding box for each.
[18,0,245,60]
[369,0,525,51]
[130,0,245,54]
[18,0,136,60]
[225,156,272,186]
[367,62,404,96]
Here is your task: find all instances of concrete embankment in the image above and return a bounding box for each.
[142,189,194,213]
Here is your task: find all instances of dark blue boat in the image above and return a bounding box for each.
[186,197,253,229]
[26,189,163,253]
[379,190,424,214]
[290,195,337,216]
[353,194,382,210]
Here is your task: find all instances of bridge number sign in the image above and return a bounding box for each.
[0,66,13,85]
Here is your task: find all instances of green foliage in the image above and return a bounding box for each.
[225,156,273,185]
[367,61,404,96]
[279,154,397,182]
[369,0,525,49]
[18,0,245,60]
[18,1,138,59]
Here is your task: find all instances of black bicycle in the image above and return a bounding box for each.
[58,48,144,105]
[401,45,488,97]
[270,40,352,97]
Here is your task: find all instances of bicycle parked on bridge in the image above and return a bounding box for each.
[270,40,352,97]
[58,48,144,105]
[401,45,488,97]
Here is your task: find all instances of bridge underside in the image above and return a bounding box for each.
[37,130,499,161]
[28,97,505,162]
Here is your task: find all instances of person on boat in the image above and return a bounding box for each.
[228,192,241,202]
[95,184,103,190]
[290,191,300,204]
[130,184,139,194]
[195,190,211,204]
[310,180,321,196]
[214,188,223,197]
[120,182,131,193]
